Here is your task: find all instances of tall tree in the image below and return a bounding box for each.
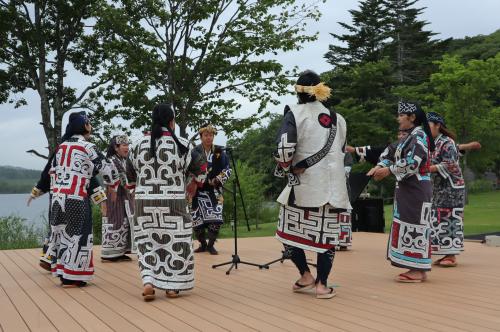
[384,0,449,84]
[0,0,110,157]
[325,0,389,67]
[93,0,324,137]
[430,54,500,174]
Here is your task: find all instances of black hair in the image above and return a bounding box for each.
[150,103,188,158]
[106,135,119,158]
[61,111,90,142]
[406,102,436,152]
[297,70,320,104]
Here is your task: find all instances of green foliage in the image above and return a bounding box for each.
[92,205,103,245]
[325,0,390,66]
[93,0,324,137]
[0,166,40,193]
[429,54,500,174]
[228,113,285,198]
[324,59,397,147]
[447,29,500,62]
[0,1,112,154]
[222,160,271,229]
[467,178,496,194]
[0,215,42,250]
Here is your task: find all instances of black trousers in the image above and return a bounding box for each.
[194,223,222,244]
[285,244,336,286]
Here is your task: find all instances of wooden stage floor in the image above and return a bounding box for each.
[1,232,499,331]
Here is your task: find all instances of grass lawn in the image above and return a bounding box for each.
[219,191,500,239]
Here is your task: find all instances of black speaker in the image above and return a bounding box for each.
[352,198,385,233]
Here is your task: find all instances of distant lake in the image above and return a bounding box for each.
[0,194,49,228]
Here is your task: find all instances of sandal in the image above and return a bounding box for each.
[293,281,315,293]
[166,290,179,298]
[61,280,87,288]
[316,287,336,299]
[395,273,426,283]
[439,257,457,267]
[39,260,51,272]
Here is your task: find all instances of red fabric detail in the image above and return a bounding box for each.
[276,230,333,249]
[78,177,88,198]
[391,221,400,248]
[59,175,78,195]
[144,131,172,136]
[66,145,87,167]
[404,251,423,258]
[278,161,291,168]
[318,114,332,127]
[304,210,310,220]
[63,268,93,276]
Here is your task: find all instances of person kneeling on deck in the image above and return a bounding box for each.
[191,124,232,255]
[274,70,351,299]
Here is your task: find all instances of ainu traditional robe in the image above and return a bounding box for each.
[127,129,206,291]
[191,144,231,228]
[378,126,433,271]
[275,101,351,253]
[101,155,136,258]
[430,134,465,255]
[48,135,118,281]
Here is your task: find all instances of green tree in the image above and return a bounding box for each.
[325,0,389,67]
[222,160,271,227]
[93,0,324,137]
[384,0,449,84]
[324,59,397,147]
[228,113,285,198]
[0,0,111,157]
[430,54,500,174]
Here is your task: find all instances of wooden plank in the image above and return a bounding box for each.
[0,252,56,332]
[0,285,29,332]
[16,249,115,332]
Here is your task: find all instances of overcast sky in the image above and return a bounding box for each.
[1,0,499,170]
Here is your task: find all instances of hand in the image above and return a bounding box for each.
[27,196,34,207]
[292,167,305,175]
[429,165,438,173]
[366,166,381,177]
[100,201,107,217]
[373,167,391,181]
[345,145,355,153]
[186,180,198,199]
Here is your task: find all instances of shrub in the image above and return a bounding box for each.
[0,215,43,249]
[468,178,495,194]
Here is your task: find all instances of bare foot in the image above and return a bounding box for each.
[396,269,427,282]
[142,284,155,301]
[316,283,336,299]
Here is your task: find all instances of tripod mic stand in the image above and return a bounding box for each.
[263,245,317,269]
[212,180,268,274]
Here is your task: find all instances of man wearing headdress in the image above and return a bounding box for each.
[101,134,136,262]
[274,70,351,299]
[191,124,232,255]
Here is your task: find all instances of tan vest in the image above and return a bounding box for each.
[277,101,351,210]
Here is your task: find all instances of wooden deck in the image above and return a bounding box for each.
[1,232,499,332]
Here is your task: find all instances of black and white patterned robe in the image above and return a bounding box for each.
[48,135,118,281]
[127,130,206,291]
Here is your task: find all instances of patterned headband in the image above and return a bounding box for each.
[427,112,446,128]
[398,102,418,115]
[114,135,131,145]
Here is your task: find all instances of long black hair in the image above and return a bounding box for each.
[411,103,436,152]
[150,103,188,158]
[106,135,119,158]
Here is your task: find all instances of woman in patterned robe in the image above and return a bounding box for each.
[101,135,136,261]
[427,112,465,267]
[127,103,206,301]
[368,101,435,283]
[48,112,118,288]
